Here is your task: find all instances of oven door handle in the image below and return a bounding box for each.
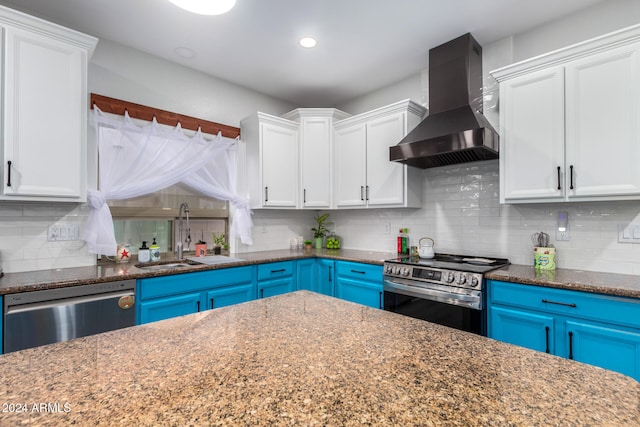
[384,279,482,310]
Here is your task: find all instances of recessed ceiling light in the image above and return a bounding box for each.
[299,37,317,48]
[167,0,236,15]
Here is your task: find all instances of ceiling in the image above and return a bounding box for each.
[0,0,605,107]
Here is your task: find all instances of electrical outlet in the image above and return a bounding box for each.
[556,229,570,241]
[48,224,79,241]
[383,223,390,234]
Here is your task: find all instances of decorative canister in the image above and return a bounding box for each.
[116,244,131,263]
[534,247,556,270]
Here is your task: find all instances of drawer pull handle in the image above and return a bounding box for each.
[210,298,215,309]
[541,299,576,308]
[328,266,332,282]
[568,331,574,360]
[360,186,364,201]
[271,268,286,273]
[545,326,550,353]
[6,161,12,187]
[196,301,201,312]
[265,186,269,203]
[351,269,366,274]
[556,166,561,190]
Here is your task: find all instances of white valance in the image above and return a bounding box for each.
[82,107,252,256]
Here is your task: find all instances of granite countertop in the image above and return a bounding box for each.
[0,249,396,295]
[0,291,637,425]
[486,264,640,299]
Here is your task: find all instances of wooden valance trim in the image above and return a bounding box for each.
[90,93,241,139]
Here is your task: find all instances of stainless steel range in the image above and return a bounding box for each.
[383,254,509,335]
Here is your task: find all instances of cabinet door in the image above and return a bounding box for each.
[296,258,316,291]
[258,277,295,299]
[565,320,640,381]
[205,284,255,310]
[335,276,383,309]
[260,121,298,207]
[138,292,201,324]
[489,306,555,354]
[316,259,334,296]
[365,112,406,206]
[500,66,565,202]
[2,26,86,201]
[300,117,332,208]
[565,42,640,198]
[334,123,367,207]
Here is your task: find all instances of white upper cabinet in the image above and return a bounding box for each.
[492,24,640,203]
[0,6,97,202]
[282,108,350,209]
[499,66,565,201]
[565,42,640,199]
[242,113,299,209]
[333,100,425,209]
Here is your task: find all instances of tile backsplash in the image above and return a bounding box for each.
[244,160,640,275]
[4,160,640,275]
[0,203,94,273]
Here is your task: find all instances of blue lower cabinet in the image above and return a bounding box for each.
[316,259,334,296]
[296,259,316,291]
[137,266,256,324]
[335,261,383,309]
[564,320,640,380]
[139,292,201,324]
[258,261,295,299]
[206,283,255,310]
[489,305,555,354]
[488,279,640,381]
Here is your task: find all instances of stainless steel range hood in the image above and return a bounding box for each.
[389,33,499,169]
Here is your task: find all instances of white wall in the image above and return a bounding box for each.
[0,39,296,273]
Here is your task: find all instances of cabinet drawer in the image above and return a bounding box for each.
[139,266,254,300]
[489,280,640,329]
[257,261,294,280]
[335,261,382,282]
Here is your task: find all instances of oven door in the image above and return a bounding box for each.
[383,277,485,335]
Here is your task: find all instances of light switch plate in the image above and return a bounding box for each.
[617,224,640,244]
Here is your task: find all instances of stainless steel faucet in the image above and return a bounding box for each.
[176,202,190,259]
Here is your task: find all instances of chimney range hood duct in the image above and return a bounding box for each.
[389,33,499,169]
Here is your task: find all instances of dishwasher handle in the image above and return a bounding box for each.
[5,290,135,315]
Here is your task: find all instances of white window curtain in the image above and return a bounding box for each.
[82,107,253,256]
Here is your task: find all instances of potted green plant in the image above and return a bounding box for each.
[303,240,313,251]
[311,213,330,249]
[212,232,226,255]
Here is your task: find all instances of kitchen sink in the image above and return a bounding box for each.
[135,260,200,271]
[186,255,244,265]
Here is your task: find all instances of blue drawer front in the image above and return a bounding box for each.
[139,266,254,300]
[257,261,294,281]
[335,261,382,281]
[489,280,640,329]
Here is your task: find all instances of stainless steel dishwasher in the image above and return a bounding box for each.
[4,280,136,353]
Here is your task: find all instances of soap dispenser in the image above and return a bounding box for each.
[138,241,151,263]
[150,238,160,262]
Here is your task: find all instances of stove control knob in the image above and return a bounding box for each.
[456,273,467,285]
[385,265,393,274]
[393,266,401,275]
[470,275,479,287]
[445,272,455,283]
[401,267,411,277]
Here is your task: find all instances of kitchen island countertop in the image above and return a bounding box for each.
[0,290,637,426]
